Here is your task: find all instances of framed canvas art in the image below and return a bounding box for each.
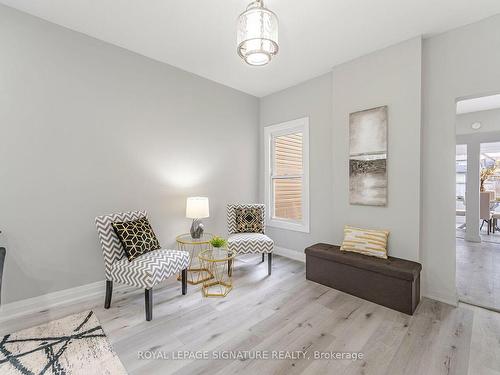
[349,106,388,206]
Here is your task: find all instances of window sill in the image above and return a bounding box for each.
[268,219,310,233]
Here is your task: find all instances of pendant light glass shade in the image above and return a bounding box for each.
[237,0,279,66]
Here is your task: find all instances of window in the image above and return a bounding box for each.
[264,117,309,232]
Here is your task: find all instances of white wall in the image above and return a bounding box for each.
[456,108,500,135]
[259,38,422,263]
[0,5,259,303]
[421,14,500,304]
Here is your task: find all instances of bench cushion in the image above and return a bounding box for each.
[305,243,421,281]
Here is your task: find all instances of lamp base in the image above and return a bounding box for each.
[190,219,204,239]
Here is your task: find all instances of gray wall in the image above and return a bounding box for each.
[331,38,422,262]
[259,38,422,264]
[259,73,335,252]
[260,14,500,304]
[2,3,500,307]
[421,13,500,304]
[0,5,259,303]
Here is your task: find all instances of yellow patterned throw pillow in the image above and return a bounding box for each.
[340,225,389,259]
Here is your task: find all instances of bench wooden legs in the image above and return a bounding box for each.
[268,253,272,275]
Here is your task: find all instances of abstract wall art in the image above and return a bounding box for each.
[349,106,388,206]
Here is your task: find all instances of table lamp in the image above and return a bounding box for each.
[186,197,209,239]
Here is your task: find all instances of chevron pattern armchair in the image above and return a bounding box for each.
[95,210,189,321]
[227,204,274,275]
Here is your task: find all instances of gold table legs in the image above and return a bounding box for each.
[199,250,235,297]
[176,242,213,285]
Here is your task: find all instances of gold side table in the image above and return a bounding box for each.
[198,248,236,297]
[176,233,214,285]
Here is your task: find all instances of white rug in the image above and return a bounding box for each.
[0,310,127,374]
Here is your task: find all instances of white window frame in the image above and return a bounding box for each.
[264,117,310,233]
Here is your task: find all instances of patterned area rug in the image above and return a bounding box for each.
[0,310,127,374]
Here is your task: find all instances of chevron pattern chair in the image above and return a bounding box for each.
[95,210,189,321]
[227,204,274,275]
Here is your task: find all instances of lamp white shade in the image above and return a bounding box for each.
[186,197,209,219]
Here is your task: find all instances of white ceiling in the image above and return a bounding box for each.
[456,94,500,114]
[2,0,500,97]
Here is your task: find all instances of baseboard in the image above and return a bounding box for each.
[0,247,305,322]
[459,299,500,313]
[0,280,128,323]
[464,234,481,243]
[274,246,305,262]
[422,289,459,307]
[0,252,459,322]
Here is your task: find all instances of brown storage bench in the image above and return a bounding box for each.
[305,243,422,315]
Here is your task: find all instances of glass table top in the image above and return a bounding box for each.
[176,233,214,245]
[198,248,236,262]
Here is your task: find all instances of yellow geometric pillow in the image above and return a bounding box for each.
[340,225,389,259]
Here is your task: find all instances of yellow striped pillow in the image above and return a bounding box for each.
[340,225,389,259]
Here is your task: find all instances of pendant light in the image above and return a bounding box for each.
[237,0,279,66]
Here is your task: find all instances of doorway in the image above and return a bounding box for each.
[455,94,500,311]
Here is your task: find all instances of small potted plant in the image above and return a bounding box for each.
[210,236,227,249]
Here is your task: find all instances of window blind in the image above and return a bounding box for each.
[273,133,303,220]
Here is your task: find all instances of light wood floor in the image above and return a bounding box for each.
[457,237,500,310]
[2,255,500,375]
[456,216,500,244]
